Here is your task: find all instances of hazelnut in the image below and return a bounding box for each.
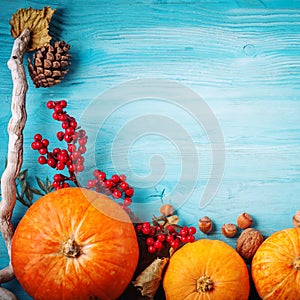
[236,228,264,260]
[292,210,300,228]
[222,223,237,238]
[237,212,253,229]
[198,216,213,234]
[159,204,174,216]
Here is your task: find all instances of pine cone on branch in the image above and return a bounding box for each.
[28,41,71,88]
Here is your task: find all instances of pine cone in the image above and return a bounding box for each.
[28,41,71,88]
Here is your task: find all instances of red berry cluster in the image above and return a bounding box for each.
[87,170,134,208]
[136,222,196,254]
[31,100,87,189]
[31,99,134,209]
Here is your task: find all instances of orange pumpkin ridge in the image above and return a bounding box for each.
[252,228,300,300]
[11,187,139,300]
[163,239,250,300]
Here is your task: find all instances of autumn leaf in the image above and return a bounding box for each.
[166,215,179,226]
[133,258,169,299]
[9,6,55,51]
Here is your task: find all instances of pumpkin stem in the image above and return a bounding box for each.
[196,275,214,293]
[62,238,81,258]
[293,257,300,270]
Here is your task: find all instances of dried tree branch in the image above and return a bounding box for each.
[0,287,17,300]
[0,28,30,299]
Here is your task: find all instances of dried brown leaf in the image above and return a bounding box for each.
[166,215,179,226]
[133,257,169,299]
[9,6,55,51]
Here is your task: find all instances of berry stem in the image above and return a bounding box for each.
[68,171,81,187]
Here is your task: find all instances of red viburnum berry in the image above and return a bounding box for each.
[38,156,47,165]
[123,197,132,206]
[60,100,67,108]
[47,158,56,168]
[34,134,42,141]
[41,139,49,147]
[119,174,126,182]
[46,101,55,109]
[125,187,134,197]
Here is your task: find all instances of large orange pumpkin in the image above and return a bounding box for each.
[11,187,139,300]
[252,228,300,300]
[163,239,250,300]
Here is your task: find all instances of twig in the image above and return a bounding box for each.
[0,287,17,300]
[0,28,30,299]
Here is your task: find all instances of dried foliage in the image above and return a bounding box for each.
[133,258,169,299]
[9,6,55,51]
[15,170,53,207]
[118,234,170,300]
[0,165,53,207]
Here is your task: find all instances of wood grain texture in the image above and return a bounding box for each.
[0,0,300,299]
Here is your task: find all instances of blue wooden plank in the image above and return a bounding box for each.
[0,0,300,298]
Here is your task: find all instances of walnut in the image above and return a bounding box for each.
[236,228,264,260]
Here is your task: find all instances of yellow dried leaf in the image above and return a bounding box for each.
[133,257,169,299]
[166,215,180,225]
[9,6,55,51]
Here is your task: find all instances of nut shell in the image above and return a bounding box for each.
[292,210,300,228]
[198,216,213,234]
[159,204,174,216]
[236,228,264,260]
[237,212,253,229]
[222,223,237,238]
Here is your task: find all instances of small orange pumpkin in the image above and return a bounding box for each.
[12,187,139,300]
[163,239,250,300]
[252,228,300,300]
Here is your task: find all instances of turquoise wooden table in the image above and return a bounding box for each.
[1,0,300,299]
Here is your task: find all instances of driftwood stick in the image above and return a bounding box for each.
[0,28,30,299]
[0,287,17,300]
